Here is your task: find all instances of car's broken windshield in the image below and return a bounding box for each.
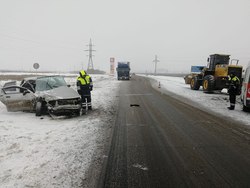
[36,76,67,91]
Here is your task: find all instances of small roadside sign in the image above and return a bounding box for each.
[33,63,40,70]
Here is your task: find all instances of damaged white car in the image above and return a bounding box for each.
[0,76,83,116]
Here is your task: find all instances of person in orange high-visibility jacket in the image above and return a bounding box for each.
[77,70,93,110]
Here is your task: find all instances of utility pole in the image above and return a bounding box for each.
[153,55,160,76]
[85,38,96,72]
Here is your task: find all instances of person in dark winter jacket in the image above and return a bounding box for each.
[227,71,240,110]
[77,70,93,110]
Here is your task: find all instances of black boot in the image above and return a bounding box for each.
[227,106,234,110]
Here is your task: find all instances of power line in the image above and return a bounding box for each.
[0,32,82,51]
[153,55,160,76]
[85,38,96,71]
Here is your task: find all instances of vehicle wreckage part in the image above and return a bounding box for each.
[35,101,42,116]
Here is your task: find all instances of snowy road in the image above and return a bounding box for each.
[146,75,250,126]
[1,73,249,187]
[0,74,120,188]
[100,76,250,187]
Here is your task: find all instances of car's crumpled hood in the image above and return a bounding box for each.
[36,86,80,101]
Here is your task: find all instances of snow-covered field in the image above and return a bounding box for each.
[145,75,250,126]
[0,74,120,188]
[0,73,249,188]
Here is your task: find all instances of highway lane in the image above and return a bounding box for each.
[98,76,250,188]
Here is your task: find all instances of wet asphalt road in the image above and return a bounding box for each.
[98,76,250,188]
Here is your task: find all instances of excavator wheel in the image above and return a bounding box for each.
[190,76,200,90]
[203,75,215,93]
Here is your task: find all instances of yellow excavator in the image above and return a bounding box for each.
[190,54,243,93]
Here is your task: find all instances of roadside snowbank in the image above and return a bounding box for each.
[144,75,250,126]
[0,74,119,187]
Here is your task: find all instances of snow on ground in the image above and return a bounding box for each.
[1,73,249,187]
[0,74,120,188]
[143,75,250,126]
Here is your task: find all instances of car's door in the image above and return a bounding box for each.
[0,86,36,112]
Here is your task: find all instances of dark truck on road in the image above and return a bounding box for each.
[116,62,130,80]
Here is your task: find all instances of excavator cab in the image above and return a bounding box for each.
[207,54,230,71]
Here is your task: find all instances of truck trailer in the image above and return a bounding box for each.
[116,62,130,80]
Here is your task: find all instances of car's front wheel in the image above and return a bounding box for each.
[35,101,42,116]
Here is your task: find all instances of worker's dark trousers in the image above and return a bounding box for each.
[229,94,236,109]
[81,94,92,110]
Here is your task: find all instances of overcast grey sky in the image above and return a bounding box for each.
[0,0,250,73]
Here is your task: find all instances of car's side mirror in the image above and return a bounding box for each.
[23,90,30,95]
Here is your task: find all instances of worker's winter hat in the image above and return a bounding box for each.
[79,70,86,77]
